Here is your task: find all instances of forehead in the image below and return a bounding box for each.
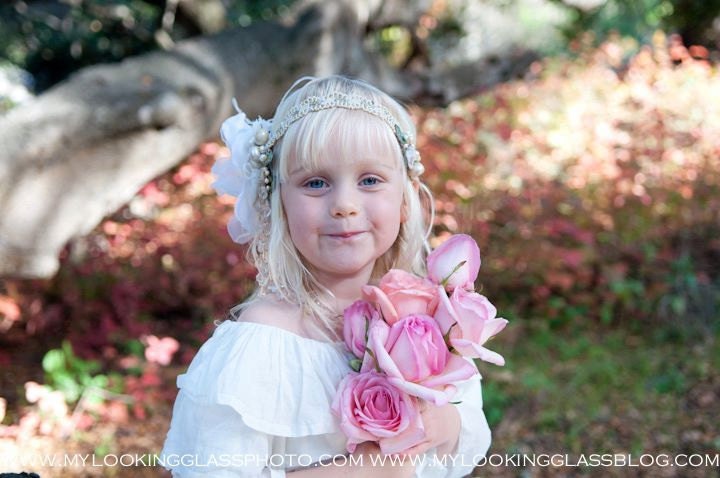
[287,150,399,176]
[279,108,404,177]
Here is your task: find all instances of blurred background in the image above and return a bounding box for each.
[0,0,718,477]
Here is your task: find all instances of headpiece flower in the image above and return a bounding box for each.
[210,100,272,244]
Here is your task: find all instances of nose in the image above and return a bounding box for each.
[330,188,359,218]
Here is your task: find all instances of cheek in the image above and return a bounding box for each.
[280,191,324,258]
[280,190,307,241]
[373,193,404,240]
[389,186,405,224]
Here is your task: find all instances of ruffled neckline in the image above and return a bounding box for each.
[229,320,346,350]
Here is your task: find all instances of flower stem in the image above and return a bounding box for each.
[441,261,467,287]
[365,347,382,373]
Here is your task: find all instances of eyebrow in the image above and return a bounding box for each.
[288,158,398,177]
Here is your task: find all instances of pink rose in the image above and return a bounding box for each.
[366,315,477,406]
[427,234,481,292]
[331,371,425,454]
[343,300,380,359]
[435,287,508,366]
[361,269,439,325]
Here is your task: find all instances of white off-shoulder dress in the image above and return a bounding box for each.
[160,320,492,477]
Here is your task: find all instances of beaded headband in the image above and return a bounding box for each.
[211,92,424,245]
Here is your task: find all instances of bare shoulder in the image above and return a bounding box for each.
[234,295,304,335]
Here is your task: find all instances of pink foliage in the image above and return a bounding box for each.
[143,335,180,366]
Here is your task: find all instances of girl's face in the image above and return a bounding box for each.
[280,147,405,288]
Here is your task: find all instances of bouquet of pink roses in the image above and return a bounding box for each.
[331,234,508,455]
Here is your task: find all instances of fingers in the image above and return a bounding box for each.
[396,440,432,458]
[355,441,382,456]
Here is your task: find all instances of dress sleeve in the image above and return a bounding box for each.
[161,390,286,477]
[160,320,351,477]
[438,360,492,478]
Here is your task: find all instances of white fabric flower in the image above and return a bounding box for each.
[211,109,271,244]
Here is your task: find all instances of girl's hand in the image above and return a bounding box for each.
[397,401,461,458]
[353,442,415,478]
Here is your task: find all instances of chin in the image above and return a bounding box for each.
[324,262,373,277]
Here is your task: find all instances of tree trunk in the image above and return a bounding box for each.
[0,0,533,278]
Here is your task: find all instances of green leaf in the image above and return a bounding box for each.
[670,296,686,315]
[125,339,145,358]
[443,323,457,350]
[62,340,83,373]
[349,359,362,372]
[85,388,106,407]
[42,349,66,374]
[54,374,80,402]
[91,375,108,389]
[600,303,613,325]
[106,372,125,394]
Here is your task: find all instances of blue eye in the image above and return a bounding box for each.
[305,178,327,189]
[360,177,380,186]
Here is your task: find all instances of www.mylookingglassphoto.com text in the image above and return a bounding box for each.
[2,452,718,470]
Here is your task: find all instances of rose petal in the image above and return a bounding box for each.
[378,410,426,454]
[387,377,456,406]
[362,286,400,325]
[450,339,506,365]
[379,269,439,318]
[419,354,477,388]
[343,300,377,358]
[434,285,458,335]
[427,234,481,291]
[479,318,509,344]
[368,321,404,379]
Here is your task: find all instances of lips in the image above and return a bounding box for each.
[327,231,364,239]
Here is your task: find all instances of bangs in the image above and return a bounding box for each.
[277,108,403,180]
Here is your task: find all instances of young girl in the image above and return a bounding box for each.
[161,76,492,477]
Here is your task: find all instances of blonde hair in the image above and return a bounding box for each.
[231,76,434,341]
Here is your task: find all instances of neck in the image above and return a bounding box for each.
[310,266,375,315]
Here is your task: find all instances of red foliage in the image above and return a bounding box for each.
[414,33,720,324]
